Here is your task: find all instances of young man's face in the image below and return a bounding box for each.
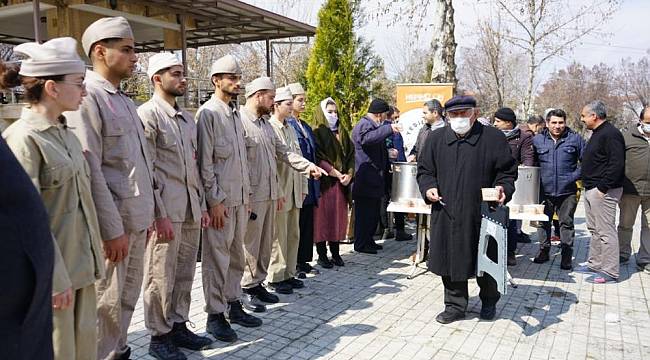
[547,116,566,138]
[95,38,138,79]
[293,94,306,113]
[214,74,242,97]
[155,65,187,97]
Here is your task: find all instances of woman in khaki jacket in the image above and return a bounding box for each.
[1,37,104,360]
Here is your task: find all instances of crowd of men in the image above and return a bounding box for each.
[1,14,650,360]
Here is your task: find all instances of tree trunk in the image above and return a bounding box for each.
[429,0,457,85]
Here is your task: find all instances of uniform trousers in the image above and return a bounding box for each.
[201,205,247,314]
[241,200,275,289]
[53,284,97,360]
[143,222,200,336]
[268,206,300,283]
[96,230,146,360]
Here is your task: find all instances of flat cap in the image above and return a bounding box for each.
[494,107,517,124]
[444,95,477,112]
[82,17,134,56]
[245,76,275,98]
[147,52,182,81]
[274,86,293,103]
[368,98,390,114]
[210,54,241,77]
[288,82,305,96]
[14,37,86,77]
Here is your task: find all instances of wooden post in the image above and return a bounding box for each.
[33,0,41,42]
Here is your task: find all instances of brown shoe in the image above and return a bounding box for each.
[533,248,550,264]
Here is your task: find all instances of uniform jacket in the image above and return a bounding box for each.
[417,122,517,281]
[269,116,309,210]
[66,70,155,240]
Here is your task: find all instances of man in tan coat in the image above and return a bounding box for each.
[240,77,324,309]
[196,55,261,343]
[138,53,213,360]
[66,17,156,360]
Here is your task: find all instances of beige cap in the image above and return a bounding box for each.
[210,54,241,77]
[82,17,134,56]
[245,76,275,98]
[274,86,292,103]
[14,37,86,77]
[147,52,182,81]
[287,82,305,96]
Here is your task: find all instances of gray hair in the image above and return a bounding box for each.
[585,100,607,120]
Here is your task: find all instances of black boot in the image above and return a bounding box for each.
[171,322,213,351]
[330,242,344,266]
[149,333,187,360]
[435,309,465,324]
[206,313,237,343]
[316,242,333,268]
[560,245,573,270]
[228,301,262,328]
[116,346,132,360]
[395,229,413,241]
[507,251,517,266]
[533,247,550,264]
[245,284,279,304]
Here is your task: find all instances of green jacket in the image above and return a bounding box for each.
[622,125,650,196]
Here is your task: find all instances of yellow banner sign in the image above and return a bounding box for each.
[395,83,454,113]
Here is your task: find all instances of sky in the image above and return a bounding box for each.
[243,0,650,82]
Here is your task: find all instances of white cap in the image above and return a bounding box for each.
[287,82,305,96]
[210,54,241,77]
[245,77,275,98]
[147,52,182,81]
[274,86,292,103]
[82,17,134,56]
[14,37,86,77]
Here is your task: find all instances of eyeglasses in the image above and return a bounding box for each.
[57,81,86,89]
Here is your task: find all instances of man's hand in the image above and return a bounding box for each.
[425,188,442,203]
[391,123,402,133]
[277,197,285,211]
[103,233,129,263]
[495,185,506,204]
[201,211,210,229]
[155,217,175,242]
[340,174,352,186]
[309,164,328,179]
[388,148,398,160]
[209,203,229,230]
[407,154,416,162]
[52,287,73,310]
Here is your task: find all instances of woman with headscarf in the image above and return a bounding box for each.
[313,97,355,267]
[1,37,104,360]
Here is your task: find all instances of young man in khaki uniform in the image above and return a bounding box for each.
[66,17,156,360]
[240,77,324,309]
[196,55,261,343]
[138,53,213,360]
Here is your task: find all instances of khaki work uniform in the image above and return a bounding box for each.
[66,70,156,360]
[196,95,250,314]
[240,107,313,289]
[268,116,309,283]
[138,95,205,336]
[3,107,104,360]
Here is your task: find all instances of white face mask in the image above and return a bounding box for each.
[641,123,650,133]
[449,117,472,135]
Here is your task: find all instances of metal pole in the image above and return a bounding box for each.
[179,15,189,106]
[33,0,41,43]
[265,38,271,77]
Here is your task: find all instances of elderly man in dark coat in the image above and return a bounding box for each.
[417,96,517,324]
[352,98,401,254]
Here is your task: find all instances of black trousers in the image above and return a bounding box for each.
[541,194,578,248]
[354,196,381,251]
[441,275,500,314]
[297,204,315,264]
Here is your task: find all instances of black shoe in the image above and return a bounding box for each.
[268,281,293,294]
[479,305,497,320]
[296,262,313,273]
[296,271,307,279]
[435,309,465,324]
[507,251,517,266]
[382,229,395,240]
[317,257,333,269]
[206,313,237,343]
[228,301,262,328]
[560,246,573,270]
[395,230,413,241]
[149,334,187,360]
[285,277,304,289]
[355,246,377,254]
[533,247,550,264]
[331,255,345,266]
[116,347,132,360]
[241,294,266,313]
[171,322,213,351]
[246,285,279,303]
[370,243,383,250]
[517,233,532,243]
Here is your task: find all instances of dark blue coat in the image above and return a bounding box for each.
[288,117,320,206]
[383,120,407,162]
[533,127,586,197]
[352,116,394,198]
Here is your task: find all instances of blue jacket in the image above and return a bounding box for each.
[383,120,407,162]
[533,127,586,197]
[352,116,394,198]
[288,117,320,206]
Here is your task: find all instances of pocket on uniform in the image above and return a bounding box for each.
[158,131,177,149]
[102,121,129,161]
[213,138,232,159]
[41,163,74,189]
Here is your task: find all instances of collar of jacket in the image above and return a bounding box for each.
[20,106,67,132]
[210,93,238,114]
[151,93,186,120]
[85,70,121,95]
[445,120,481,145]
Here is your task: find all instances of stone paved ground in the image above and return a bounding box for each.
[129,203,650,359]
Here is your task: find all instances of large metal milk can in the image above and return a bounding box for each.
[509,166,541,205]
[391,162,424,203]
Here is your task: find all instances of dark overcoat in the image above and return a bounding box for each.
[351,115,393,199]
[0,136,54,359]
[417,122,517,281]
